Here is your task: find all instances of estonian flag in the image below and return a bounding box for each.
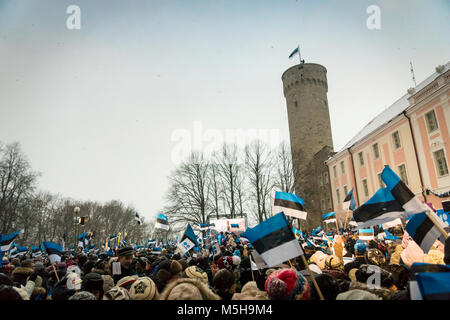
[1,230,22,252]
[322,212,336,224]
[199,223,210,231]
[288,47,299,59]
[155,214,169,231]
[405,212,445,252]
[135,212,142,225]
[311,226,322,236]
[272,191,307,220]
[353,187,405,228]
[342,189,356,211]
[182,224,199,247]
[383,230,400,240]
[358,228,374,240]
[382,165,429,216]
[415,272,450,300]
[242,212,303,267]
[43,242,62,263]
[230,224,239,228]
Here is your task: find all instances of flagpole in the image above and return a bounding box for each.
[300,254,324,300]
[298,45,301,65]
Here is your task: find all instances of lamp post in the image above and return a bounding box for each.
[74,206,80,252]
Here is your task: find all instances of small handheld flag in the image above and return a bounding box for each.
[272,191,307,220]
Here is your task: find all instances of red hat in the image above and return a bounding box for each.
[265,268,298,297]
[217,256,235,271]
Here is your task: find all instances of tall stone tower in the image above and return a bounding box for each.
[282,63,334,229]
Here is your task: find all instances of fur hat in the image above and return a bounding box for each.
[213,269,235,294]
[68,291,96,300]
[365,249,386,266]
[102,275,114,293]
[157,260,183,284]
[309,251,328,270]
[423,249,445,265]
[310,274,340,300]
[232,281,268,300]
[103,286,131,300]
[183,266,208,284]
[336,289,382,300]
[130,277,158,300]
[325,255,343,269]
[348,281,393,300]
[20,259,34,269]
[159,278,221,300]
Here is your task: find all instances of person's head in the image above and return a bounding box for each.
[81,272,104,300]
[213,269,236,295]
[264,268,298,300]
[310,274,340,300]
[354,241,368,257]
[364,248,386,267]
[129,277,159,300]
[117,247,134,269]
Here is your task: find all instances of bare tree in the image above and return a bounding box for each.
[274,141,295,194]
[0,142,39,234]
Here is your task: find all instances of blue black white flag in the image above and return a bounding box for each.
[242,212,303,267]
[405,212,445,252]
[43,242,62,263]
[415,272,450,300]
[322,212,335,220]
[288,47,299,59]
[135,212,142,225]
[181,224,199,247]
[0,230,22,252]
[358,228,374,240]
[343,189,356,211]
[272,191,307,220]
[155,214,169,231]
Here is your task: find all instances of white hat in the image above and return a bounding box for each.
[66,272,82,290]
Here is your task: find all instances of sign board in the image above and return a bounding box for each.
[209,218,246,234]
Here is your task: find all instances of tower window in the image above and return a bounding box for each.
[392,131,401,149]
[340,161,345,175]
[398,164,409,185]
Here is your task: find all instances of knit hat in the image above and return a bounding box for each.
[67,265,81,276]
[336,289,382,300]
[34,262,44,272]
[66,272,82,290]
[217,256,239,271]
[117,246,134,257]
[293,272,310,300]
[68,291,96,300]
[265,268,298,299]
[129,277,158,300]
[159,278,221,300]
[82,272,104,297]
[103,286,131,300]
[183,266,208,284]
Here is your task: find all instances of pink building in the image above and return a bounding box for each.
[325,62,450,222]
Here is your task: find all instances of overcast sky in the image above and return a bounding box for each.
[1,0,449,223]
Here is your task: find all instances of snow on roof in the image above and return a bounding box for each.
[337,61,450,154]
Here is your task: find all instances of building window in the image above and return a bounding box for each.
[323,172,328,184]
[362,179,369,197]
[340,161,345,175]
[373,143,380,159]
[294,101,298,108]
[319,175,323,187]
[343,185,348,197]
[392,131,401,149]
[336,189,341,204]
[425,110,439,133]
[434,149,449,177]
[378,173,385,188]
[333,166,337,178]
[327,197,331,209]
[358,152,364,166]
[321,199,326,211]
[398,164,409,185]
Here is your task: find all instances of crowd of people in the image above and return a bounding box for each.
[0,225,449,300]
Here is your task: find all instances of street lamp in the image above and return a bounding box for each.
[74,206,80,251]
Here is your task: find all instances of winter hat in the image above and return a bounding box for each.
[309,251,328,270]
[67,265,81,277]
[68,291,96,300]
[66,272,82,290]
[103,286,131,300]
[356,265,394,288]
[20,259,34,269]
[231,281,269,300]
[117,275,138,290]
[82,272,104,297]
[159,278,221,300]
[265,268,298,299]
[336,289,382,300]
[364,249,386,266]
[217,256,238,271]
[213,269,235,294]
[310,274,340,300]
[293,272,311,300]
[183,266,208,284]
[354,240,368,255]
[325,255,343,269]
[423,249,445,265]
[34,262,44,272]
[102,275,114,293]
[0,285,23,300]
[130,277,158,300]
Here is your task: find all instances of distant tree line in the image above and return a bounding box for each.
[0,141,153,248]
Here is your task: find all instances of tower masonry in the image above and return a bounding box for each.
[282,63,334,229]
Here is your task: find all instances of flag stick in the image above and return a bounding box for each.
[300,254,325,300]
[52,263,60,282]
[249,255,255,282]
[425,210,448,239]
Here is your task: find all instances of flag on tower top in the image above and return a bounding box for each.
[288,47,299,59]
